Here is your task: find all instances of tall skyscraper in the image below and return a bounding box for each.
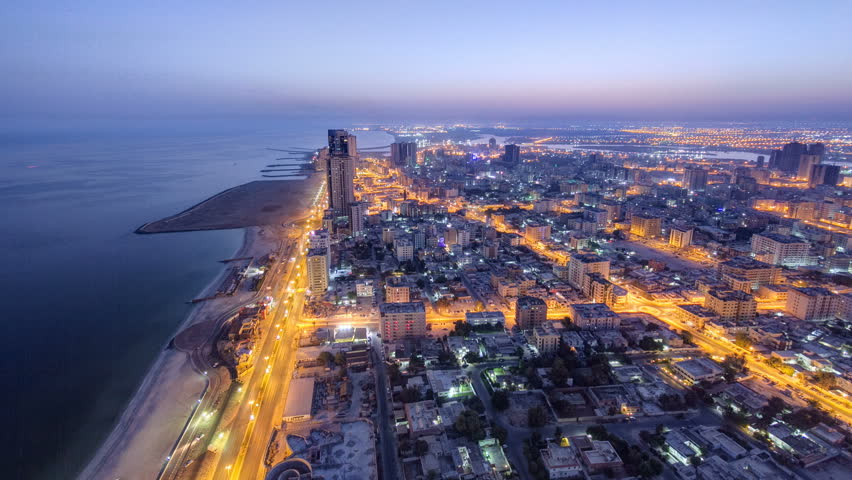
[326,129,356,216]
[778,141,806,173]
[797,154,820,181]
[504,144,521,166]
[391,142,417,168]
[809,164,841,188]
[682,167,708,192]
[756,155,765,168]
[773,141,824,174]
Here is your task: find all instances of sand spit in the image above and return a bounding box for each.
[137,176,321,234]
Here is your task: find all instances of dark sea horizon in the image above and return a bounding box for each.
[0,120,389,479]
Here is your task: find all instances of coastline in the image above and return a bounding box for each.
[77,225,276,480]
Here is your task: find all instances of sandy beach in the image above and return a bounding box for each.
[78,225,283,480]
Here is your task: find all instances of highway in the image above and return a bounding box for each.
[159,233,303,480]
[212,207,323,480]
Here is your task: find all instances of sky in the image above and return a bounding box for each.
[2,0,851,126]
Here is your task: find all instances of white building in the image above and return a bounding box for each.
[356,279,374,298]
[669,227,693,249]
[750,233,811,267]
[395,237,414,262]
[567,253,610,290]
[532,325,561,355]
[672,358,724,384]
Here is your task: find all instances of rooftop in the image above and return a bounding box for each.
[283,377,315,419]
[708,289,754,302]
[676,304,718,317]
[674,358,723,378]
[465,311,505,322]
[379,301,425,314]
[571,253,608,263]
[791,286,834,297]
[755,233,809,245]
[721,256,776,270]
[570,303,618,318]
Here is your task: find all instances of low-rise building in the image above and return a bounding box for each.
[674,304,719,329]
[541,441,583,479]
[705,289,757,321]
[404,400,443,438]
[532,325,561,355]
[282,377,315,422]
[672,358,724,384]
[465,310,505,327]
[569,303,620,330]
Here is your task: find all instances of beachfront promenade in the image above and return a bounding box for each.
[80,179,325,480]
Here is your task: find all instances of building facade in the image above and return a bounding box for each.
[380,302,426,341]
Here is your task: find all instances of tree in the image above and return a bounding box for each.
[491,423,508,444]
[435,297,451,314]
[549,357,570,387]
[766,356,795,376]
[437,350,455,365]
[399,386,421,403]
[346,291,357,301]
[639,336,663,351]
[734,333,753,349]
[492,390,511,411]
[451,320,473,337]
[814,371,837,389]
[680,330,694,345]
[721,354,747,382]
[388,363,403,385]
[334,351,347,367]
[454,409,485,440]
[474,300,485,312]
[527,406,548,428]
[409,354,425,371]
[464,351,482,364]
[414,439,429,456]
[316,351,334,367]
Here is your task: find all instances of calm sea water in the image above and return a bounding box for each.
[0,123,390,479]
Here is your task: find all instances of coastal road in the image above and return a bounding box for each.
[213,212,321,479]
[159,231,301,480]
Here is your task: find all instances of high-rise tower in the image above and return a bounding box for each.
[391,142,417,168]
[326,129,356,216]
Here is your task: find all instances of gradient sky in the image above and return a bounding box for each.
[2,0,851,124]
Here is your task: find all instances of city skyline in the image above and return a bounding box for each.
[2,1,852,126]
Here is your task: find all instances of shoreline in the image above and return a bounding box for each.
[77,226,265,480]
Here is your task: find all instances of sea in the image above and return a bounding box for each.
[0,120,393,480]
